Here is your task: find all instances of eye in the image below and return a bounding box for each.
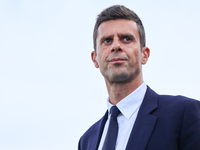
[123,37,131,42]
[104,38,112,43]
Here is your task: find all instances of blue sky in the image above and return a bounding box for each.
[0,0,200,149]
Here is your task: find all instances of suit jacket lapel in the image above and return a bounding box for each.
[126,86,158,150]
[94,111,108,150]
[84,111,108,150]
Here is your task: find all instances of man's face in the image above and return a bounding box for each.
[92,19,149,84]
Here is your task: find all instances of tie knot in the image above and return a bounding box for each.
[110,106,121,118]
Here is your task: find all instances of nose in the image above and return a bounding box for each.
[111,38,122,52]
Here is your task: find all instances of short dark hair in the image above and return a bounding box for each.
[93,5,146,50]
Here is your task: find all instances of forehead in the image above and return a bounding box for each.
[97,19,139,39]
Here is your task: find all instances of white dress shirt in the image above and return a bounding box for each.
[98,82,147,150]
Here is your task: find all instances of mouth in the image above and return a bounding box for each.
[109,57,127,64]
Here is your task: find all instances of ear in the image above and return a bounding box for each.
[91,51,99,68]
[141,47,150,65]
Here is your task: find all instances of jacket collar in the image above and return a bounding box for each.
[87,86,158,150]
[125,86,158,150]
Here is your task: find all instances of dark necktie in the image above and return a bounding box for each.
[102,105,121,150]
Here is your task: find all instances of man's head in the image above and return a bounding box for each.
[93,5,146,50]
[91,5,150,86]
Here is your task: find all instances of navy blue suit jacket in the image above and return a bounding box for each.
[78,86,200,150]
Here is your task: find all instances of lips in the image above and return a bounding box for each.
[109,57,127,63]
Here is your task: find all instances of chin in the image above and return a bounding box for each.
[109,73,132,83]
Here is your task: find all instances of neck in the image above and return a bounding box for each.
[105,75,143,105]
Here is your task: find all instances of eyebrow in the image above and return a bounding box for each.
[100,33,135,43]
[117,33,134,40]
[100,35,114,43]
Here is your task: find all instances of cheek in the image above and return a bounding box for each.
[128,51,141,66]
[97,51,108,63]
[96,54,104,68]
[133,49,142,60]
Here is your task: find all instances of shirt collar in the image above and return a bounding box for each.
[107,82,147,120]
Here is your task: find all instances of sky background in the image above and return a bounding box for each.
[0,0,200,149]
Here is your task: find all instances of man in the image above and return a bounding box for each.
[78,5,200,150]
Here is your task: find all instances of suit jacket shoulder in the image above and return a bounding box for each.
[132,86,200,150]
